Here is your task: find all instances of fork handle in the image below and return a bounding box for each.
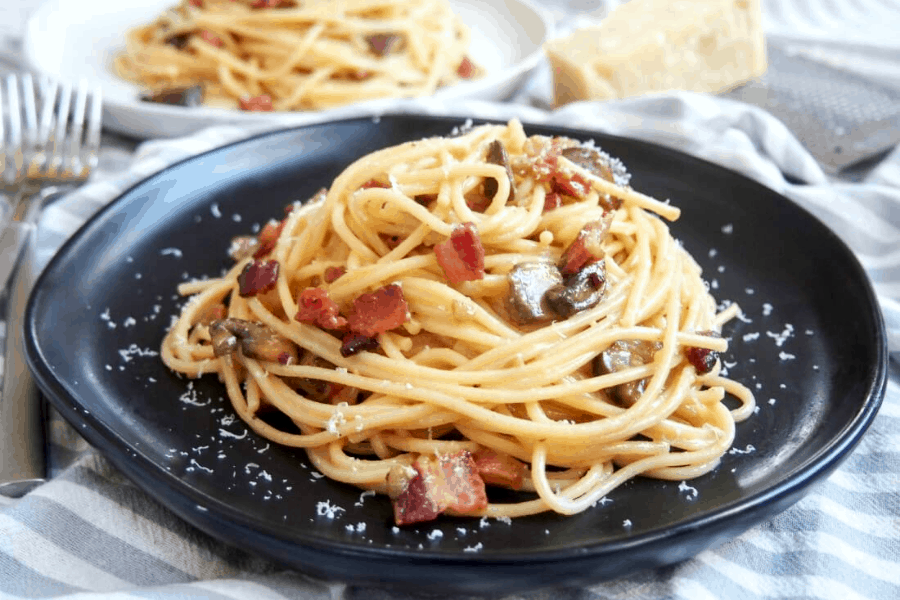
[0,224,45,484]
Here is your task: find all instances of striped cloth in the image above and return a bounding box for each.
[0,93,897,599]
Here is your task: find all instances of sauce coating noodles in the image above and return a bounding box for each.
[162,120,755,521]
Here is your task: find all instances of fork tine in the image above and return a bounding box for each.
[6,75,23,182]
[6,75,21,149]
[49,80,73,178]
[37,77,58,152]
[0,80,5,183]
[67,81,89,178]
[85,86,103,175]
[21,74,37,151]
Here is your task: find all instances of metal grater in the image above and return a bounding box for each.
[722,42,900,177]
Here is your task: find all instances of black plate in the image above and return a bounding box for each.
[25,116,888,593]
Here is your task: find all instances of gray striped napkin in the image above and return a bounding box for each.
[1,93,898,599]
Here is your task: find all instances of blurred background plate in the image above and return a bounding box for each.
[21,0,551,139]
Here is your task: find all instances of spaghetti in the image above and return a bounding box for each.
[114,0,481,112]
[161,119,755,523]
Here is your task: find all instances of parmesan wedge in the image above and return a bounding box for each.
[545,0,767,106]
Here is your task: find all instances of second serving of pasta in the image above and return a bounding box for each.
[115,0,481,111]
[162,119,754,524]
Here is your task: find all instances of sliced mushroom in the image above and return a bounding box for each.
[506,261,563,324]
[165,32,191,50]
[560,146,630,187]
[593,339,662,407]
[483,139,516,204]
[544,260,607,318]
[208,318,299,365]
[293,350,359,403]
[560,146,630,211]
[140,85,204,107]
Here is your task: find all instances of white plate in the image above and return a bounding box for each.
[22,0,552,139]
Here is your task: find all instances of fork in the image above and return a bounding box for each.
[0,73,102,496]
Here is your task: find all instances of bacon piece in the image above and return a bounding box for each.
[473,449,526,490]
[365,33,401,56]
[414,193,437,205]
[238,260,279,296]
[340,332,379,357]
[392,466,441,525]
[360,178,390,189]
[465,194,491,213]
[189,0,202,7]
[392,451,488,525]
[381,234,404,249]
[551,172,591,199]
[296,288,348,331]
[435,222,485,284]
[199,30,223,47]
[559,220,609,276]
[252,0,286,7]
[457,57,475,79]
[208,318,299,364]
[347,284,409,337]
[685,331,721,374]
[253,219,285,258]
[294,288,347,330]
[543,192,562,212]
[239,94,274,112]
[323,266,346,283]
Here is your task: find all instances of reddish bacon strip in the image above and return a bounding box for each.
[434,222,485,284]
[473,449,526,490]
[392,451,488,525]
[543,192,562,212]
[552,172,591,199]
[559,220,608,276]
[199,30,223,47]
[360,178,389,189]
[296,288,348,331]
[238,260,279,296]
[239,94,274,112]
[323,266,346,283]
[685,331,721,374]
[347,284,409,337]
[253,219,285,258]
[457,57,475,79]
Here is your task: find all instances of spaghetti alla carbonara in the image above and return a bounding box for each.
[161,119,755,524]
[115,0,481,112]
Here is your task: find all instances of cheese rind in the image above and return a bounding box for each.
[545,0,767,106]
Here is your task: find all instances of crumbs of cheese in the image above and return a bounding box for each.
[544,0,766,106]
